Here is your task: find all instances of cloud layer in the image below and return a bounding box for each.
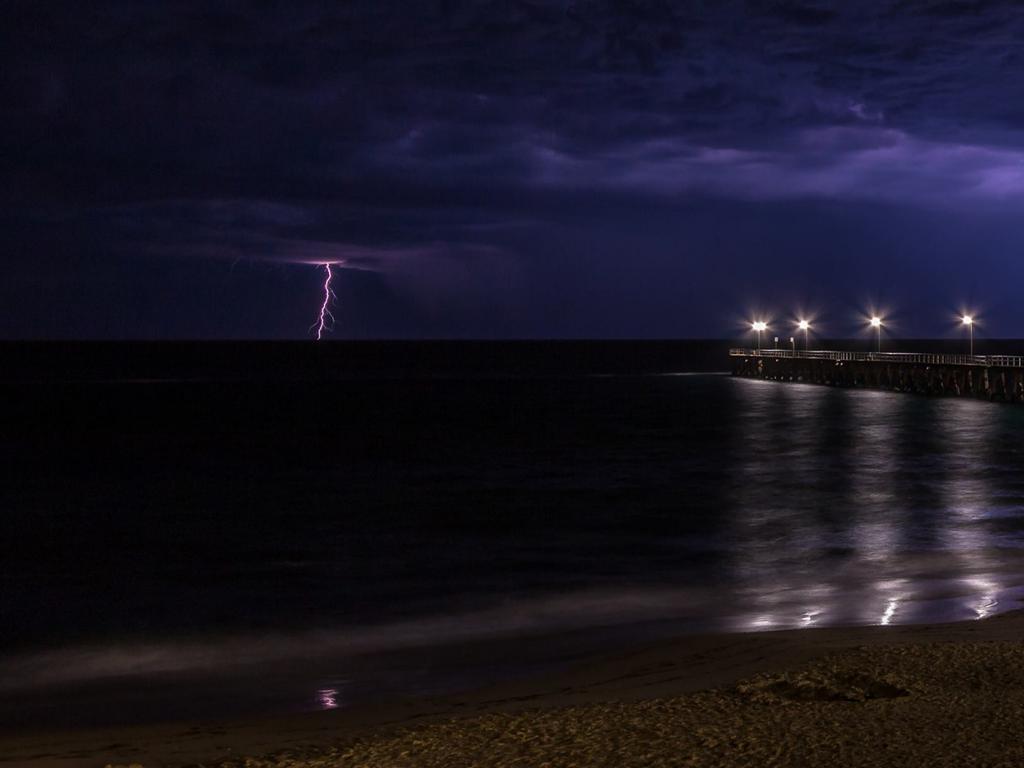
[4,1,1024,336]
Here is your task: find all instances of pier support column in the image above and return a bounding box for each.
[729,353,1024,404]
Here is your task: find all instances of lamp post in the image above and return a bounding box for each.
[751,321,767,351]
[870,316,883,353]
[962,315,974,356]
[790,336,795,355]
[797,319,811,351]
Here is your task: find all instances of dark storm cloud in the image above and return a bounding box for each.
[5,0,1024,336]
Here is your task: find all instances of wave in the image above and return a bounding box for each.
[3,573,1023,693]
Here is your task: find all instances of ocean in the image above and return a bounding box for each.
[2,340,1024,728]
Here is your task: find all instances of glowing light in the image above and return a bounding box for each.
[797,319,811,331]
[866,315,886,352]
[748,320,770,351]
[311,263,336,340]
[966,577,998,620]
[748,614,777,629]
[880,598,899,625]
[317,688,340,710]
[975,594,998,619]
[959,313,976,354]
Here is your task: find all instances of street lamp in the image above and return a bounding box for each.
[870,316,883,353]
[797,319,811,351]
[790,336,795,355]
[962,315,974,356]
[751,321,767,351]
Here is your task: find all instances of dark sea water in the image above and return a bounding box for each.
[2,340,1024,729]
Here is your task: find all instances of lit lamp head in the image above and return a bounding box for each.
[751,321,768,332]
[870,316,883,328]
[961,315,973,326]
[797,319,810,331]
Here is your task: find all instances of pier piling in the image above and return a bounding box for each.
[730,349,1024,402]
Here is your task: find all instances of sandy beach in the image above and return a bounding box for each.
[3,610,1023,767]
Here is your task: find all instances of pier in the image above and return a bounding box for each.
[730,348,1024,401]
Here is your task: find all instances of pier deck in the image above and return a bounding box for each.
[729,348,1024,400]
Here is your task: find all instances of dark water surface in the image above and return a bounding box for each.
[2,341,1024,728]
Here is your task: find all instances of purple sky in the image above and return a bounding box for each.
[4,1,1024,338]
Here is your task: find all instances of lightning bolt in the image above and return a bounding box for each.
[311,263,336,340]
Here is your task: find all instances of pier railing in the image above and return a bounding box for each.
[728,349,1024,368]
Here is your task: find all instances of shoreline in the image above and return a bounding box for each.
[4,609,1024,767]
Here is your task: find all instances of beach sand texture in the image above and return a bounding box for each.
[7,611,1024,768]
[216,641,1024,768]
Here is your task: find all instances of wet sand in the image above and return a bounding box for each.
[4,610,1024,767]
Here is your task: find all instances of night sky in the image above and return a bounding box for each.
[5,1,1024,339]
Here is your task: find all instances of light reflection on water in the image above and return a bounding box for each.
[317,687,342,710]
[724,378,1024,631]
[936,399,1003,622]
